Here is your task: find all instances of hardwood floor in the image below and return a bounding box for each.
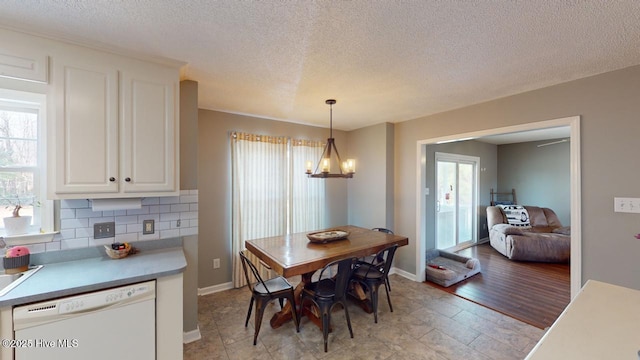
[425,243,570,329]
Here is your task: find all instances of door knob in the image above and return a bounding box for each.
[109,177,116,182]
[125,177,131,182]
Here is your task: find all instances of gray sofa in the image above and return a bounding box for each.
[487,205,570,262]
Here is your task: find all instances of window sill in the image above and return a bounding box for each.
[2,231,58,246]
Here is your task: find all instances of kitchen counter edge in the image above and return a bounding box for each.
[0,246,186,307]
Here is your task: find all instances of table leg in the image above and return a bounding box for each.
[269,272,373,328]
[269,272,313,329]
[348,282,374,313]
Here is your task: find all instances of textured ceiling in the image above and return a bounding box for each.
[1,1,639,130]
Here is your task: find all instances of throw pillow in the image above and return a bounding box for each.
[497,205,531,227]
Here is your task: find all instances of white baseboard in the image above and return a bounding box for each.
[183,326,202,344]
[189,268,417,344]
[196,267,421,296]
[198,281,234,296]
[389,266,417,282]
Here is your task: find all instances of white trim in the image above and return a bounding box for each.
[389,266,416,281]
[416,116,582,299]
[0,89,54,235]
[568,118,581,298]
[198,281,234,296]
[0,25,186,69]
[3,231,57,246]
[183,326,202,344]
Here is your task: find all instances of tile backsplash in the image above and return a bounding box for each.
[29,190,198,254]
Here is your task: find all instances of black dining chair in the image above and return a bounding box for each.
[299,257,355,352]
[363,227,395,291]
[371,227,394,234]
[239,251,299,345]
[351,244,398,323]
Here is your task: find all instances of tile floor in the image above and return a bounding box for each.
[183,274,545,360]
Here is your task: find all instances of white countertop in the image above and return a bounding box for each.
[526,279,640,359]
[0,245,186,307]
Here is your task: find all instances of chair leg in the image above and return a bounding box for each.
[342,301,353,338]
[384,279,393,313]
[245,297,254,327]
[287,293,300,332]
[253,299,266,346]
[321,305,330,352]
[298,295,307,327]
[384,275,391,292]
[370,283,380,324]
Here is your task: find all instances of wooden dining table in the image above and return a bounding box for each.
[245,225,409,328]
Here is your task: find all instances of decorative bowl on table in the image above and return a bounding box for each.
[306,229,350,243]
[104,242,132,259]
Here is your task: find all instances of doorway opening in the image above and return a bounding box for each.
[415,116,581,299]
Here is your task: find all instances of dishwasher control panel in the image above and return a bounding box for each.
[59,282,154,314]
[13,280,156,331]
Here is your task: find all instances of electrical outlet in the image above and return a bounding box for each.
[176,219,181,227]
[213,258,220,269]
[143,219,154,234]
[94,222,115,239]
[614,197,640,213]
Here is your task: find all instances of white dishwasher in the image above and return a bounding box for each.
[13,280,156,360]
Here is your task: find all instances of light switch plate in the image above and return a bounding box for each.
[614,197,640,213]
[94,222,115,239]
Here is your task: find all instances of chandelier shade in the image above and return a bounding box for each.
[306,99,355,178]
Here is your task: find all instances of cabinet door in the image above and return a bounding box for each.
[53,59,119,194]
[0,28,49,83]
[120,66,177,193]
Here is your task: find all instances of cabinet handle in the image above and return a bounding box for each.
[109,177,116,182]
[125,177,131,182]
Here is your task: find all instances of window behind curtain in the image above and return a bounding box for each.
[231,132,288,287]
[231,132,326,287]
[291,139,325,233]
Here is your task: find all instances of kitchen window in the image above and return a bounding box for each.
[0,89,53,237]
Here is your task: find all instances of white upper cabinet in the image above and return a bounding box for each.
[0,30,49,83]
[47,41,180,199]
[52,57,119,195]
[120,67,177,194]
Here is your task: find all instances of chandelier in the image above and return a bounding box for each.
[306,99,355,178]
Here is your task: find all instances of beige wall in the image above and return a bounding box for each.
[180,80,199,189]
[179,80,199,333]
[393,65,640,290]
[347,122,394,229]
[197,110,349,288]
[498,139,571,225]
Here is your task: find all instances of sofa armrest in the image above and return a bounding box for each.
[486,206,507,229]
[492,223,531,235]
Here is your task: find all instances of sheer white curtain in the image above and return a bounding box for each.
[291,139,326,233]
[231,132,288,288]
